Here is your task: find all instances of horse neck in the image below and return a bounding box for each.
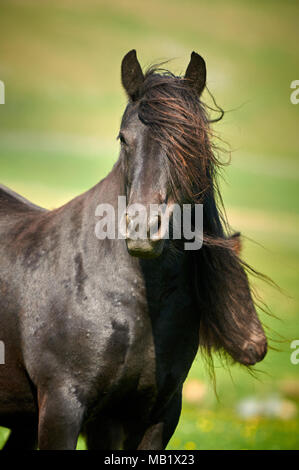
[84,160,125,218]
[65,160,125,254]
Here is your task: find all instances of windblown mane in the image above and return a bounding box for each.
[136,67,225,207]
[136,66,235,250]
[133,66,273,375]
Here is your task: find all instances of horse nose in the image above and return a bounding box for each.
[243,339,267,365]
[125,213,162,242]
[125,212,165,259]
[147,214,162,241]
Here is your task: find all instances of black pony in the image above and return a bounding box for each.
[0,50,267,450]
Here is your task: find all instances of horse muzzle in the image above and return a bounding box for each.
[239,338,268,366]
[126,213,165,259]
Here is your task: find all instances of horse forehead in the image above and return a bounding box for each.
[121,103,164,155]
[122,111,157,149]
[121,103,142,129]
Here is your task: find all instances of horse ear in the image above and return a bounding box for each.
[185,52,206,96]
[121,50,144,101]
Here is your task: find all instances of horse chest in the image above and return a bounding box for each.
[109,289,198,407]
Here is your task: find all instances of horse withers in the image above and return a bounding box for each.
[0,50,267,450]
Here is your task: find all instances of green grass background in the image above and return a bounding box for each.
[0,0,298,450]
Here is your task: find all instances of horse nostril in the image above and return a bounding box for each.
[156,214,162,233]
[148,214,162,240]
[243,339,267,365]
[247,344,255,355]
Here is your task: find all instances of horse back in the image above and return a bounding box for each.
[0,184,46,216]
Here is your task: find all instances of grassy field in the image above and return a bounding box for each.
[0,0,299,450]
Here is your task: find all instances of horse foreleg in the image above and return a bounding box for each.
[37,384,85,450]
[83,416,124,450]
[137,389,182,450]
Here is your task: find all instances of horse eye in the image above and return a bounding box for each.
[118,133,127,146]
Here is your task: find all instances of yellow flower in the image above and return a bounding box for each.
[242,420,259,439]
[184,441,197,450]
[196,418,214,432]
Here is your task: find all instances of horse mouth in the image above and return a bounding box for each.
[126,238,165,259]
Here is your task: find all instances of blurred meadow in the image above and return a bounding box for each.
[0,0,299,450]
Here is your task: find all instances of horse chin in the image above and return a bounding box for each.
[126,239,165,259]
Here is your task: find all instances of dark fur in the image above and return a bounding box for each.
[0,51,267,450]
